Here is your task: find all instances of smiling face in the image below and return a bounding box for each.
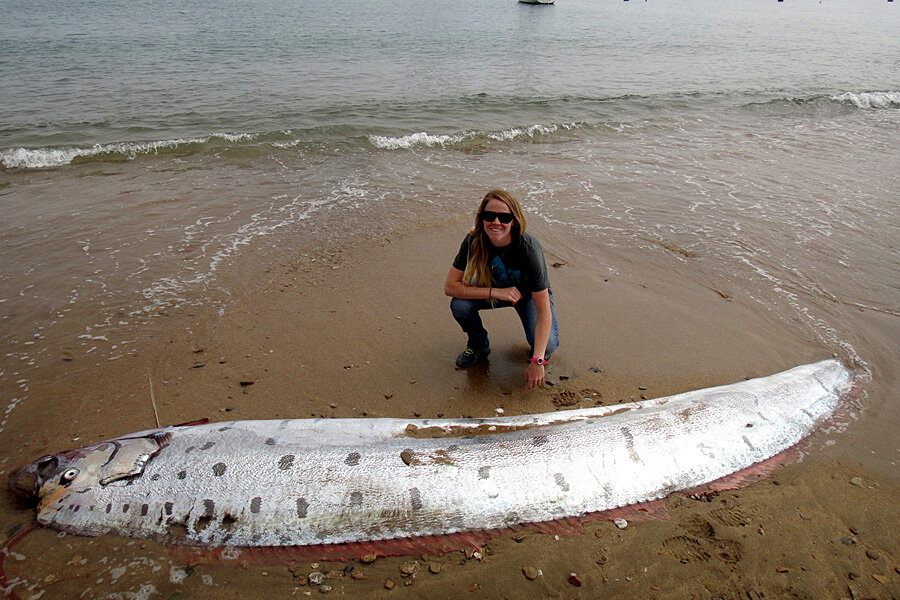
[481,198,515,248]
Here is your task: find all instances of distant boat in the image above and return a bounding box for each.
[519,0,554,4]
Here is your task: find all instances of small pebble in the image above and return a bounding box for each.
[319,585,332,594]
[849,572,860,580]
[614,518,628,529]
[350,568,365,580]
[850,477,864,487]
[360,554,377,564]
[866,549,881,560]
[428,563,441,574]
[522,566,539,580]
[872,574,888,584]
[399,561,419,575]
[567,573,583,587]
[384,579,395,590]
[309,572,325,585]
[841,536,857,546]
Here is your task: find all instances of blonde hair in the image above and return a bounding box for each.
[463,189,527,290]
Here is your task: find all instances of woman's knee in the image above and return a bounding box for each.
[450,297,479,320]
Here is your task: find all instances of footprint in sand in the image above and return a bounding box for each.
[709,505,760,528]
[551,390,579,407]
[680,515,717,539]
[661,535,712,563]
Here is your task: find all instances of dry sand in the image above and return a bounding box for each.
[0,220,897,599]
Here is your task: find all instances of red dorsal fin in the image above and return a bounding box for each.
[172,418,210,427]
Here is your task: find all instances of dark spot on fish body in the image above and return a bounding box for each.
[554,473,570,492]
[533,435,549,446]
[151,474,161,481]
[203,499,215,516]
[222,514,238,529]
[265,437,277,446]
[296,498,309,518]
[350,491,363,507]
[409,487,423,510]
[478,466,491,479]
[122,504,129,513]
[250,497,262,513]
[106,504,112,514]
[218,427,231,432]
[185,446,195,453]
[177,470,187,480]
[212,462,227,476]
[165,502,173,515]
[345,452,361,466]
[278,455,295,470]
[195,515,212,532]
[448,444,460,451]
[200,442,215,450]
[141,504,149,516]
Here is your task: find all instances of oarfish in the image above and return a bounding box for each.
[8,360,852,547]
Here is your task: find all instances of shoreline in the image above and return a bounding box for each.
[0,218,896,598]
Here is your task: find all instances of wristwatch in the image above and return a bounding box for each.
[530,357,546,365]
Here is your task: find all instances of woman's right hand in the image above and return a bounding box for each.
[492,286,522,304]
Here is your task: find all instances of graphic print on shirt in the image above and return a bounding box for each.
[490,256,521,288]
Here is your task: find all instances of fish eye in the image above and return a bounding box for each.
[60,468,79,484]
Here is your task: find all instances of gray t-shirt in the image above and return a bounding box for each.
[452,232,551,294]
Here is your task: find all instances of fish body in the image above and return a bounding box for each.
[9,360,852,547]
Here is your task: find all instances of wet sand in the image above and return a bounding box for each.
[0,220,897,599]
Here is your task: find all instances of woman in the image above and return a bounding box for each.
[444,189,560,389]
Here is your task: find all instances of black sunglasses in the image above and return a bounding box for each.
[480,210,514,224]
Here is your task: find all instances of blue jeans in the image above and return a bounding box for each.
[450,292,560,358]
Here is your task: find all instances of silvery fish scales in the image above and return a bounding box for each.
[9,360,852,547]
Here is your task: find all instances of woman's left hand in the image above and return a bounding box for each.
[525,362,545,389]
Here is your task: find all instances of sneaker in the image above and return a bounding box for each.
[455,346,490,368]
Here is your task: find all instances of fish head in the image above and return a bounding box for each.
[8,431,172,512]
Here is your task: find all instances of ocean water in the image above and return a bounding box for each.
[0,0,898,459]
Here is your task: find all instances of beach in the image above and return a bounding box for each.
[1,217,897,599]
[2,0,899,597]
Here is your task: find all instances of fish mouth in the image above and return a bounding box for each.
[8,456,56,503]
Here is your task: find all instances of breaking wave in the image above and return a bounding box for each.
[368,122,584,150]
[0,132,258,169]
[829,91,900,109]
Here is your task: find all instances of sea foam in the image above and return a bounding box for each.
[368,122,581,150]
[831,91,900,109]
[0,133,257,169]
